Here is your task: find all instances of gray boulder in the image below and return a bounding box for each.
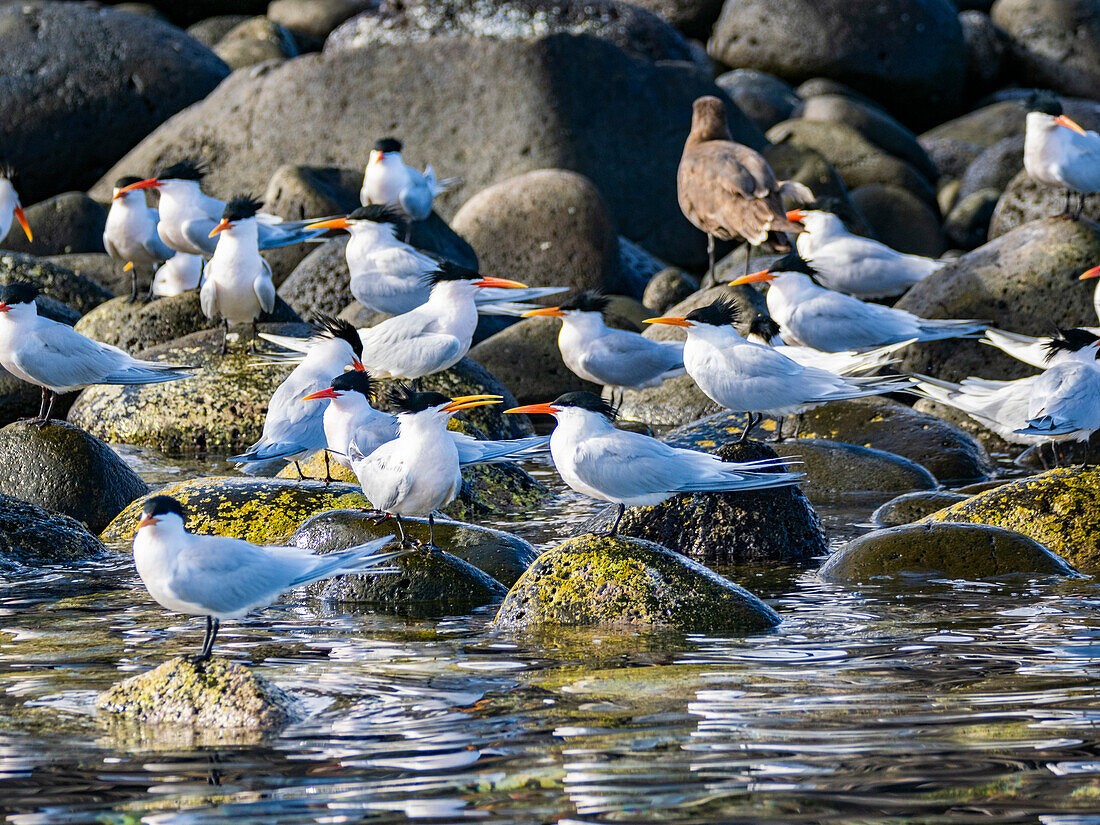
[715,69,801,132]
[214,16,298,70]
[848,184,945,257]
[0,193,106,256]
[0,252,112,315]
[0,492,107,569]
[992,0,1100,100]
[872,490,969,526]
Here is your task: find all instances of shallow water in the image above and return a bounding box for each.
[3,449,1100,824]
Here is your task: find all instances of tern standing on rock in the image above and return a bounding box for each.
[103,175,177,302]
[360,137,457,239]
[1014,339,1100,461]
[0,281,192,422]
[0,165,32,245]
[133,495,407,662]
[1024,97,1100,219]
[677,96,812,282]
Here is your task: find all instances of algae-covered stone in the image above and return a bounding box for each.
[493,534,780,633]
[872,490,968,526]
[291,508,537,587]
[0,492,107,568]
[922,467,1100,573]
[97,657,297,730]
[0,251,112,315]
[819,522,1076,582]
[102,476,370,546]
[0,421,147,533]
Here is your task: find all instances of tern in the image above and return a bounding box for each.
[787,207,945,298]
[201,195,276,352]
[522,292,685,388]
[1024,98,1100,218]
[231,315,365,479]
[133,495,406,662]
[304,205,565,316]
[982,326,1100,369]
[646,298,912,441]
[1013,339,1100,460]
[151,251,204,297]
[103,175,176,301]
[677,95,811,281]
[730,251,985,352]
[0,281,192,422]
[360,137,457,238]
[743,311,910,374]
[114,159,328,257]
[505,392,803,536]
[0,164,32,247]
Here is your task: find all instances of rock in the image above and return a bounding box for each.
[872,490,970,526]
[90,33,761,270]
[0,492,107,568]
[0,421,147,533]
[268,0,374,49]
[0,252,113,316]
[707,0,966,128]
[624,0,726,39]
[958,135,1025,199]
[990,170,1100,236]
[945,188,1000,249]
[214,16,298,70]
[897,217,1100,383]
[796,77,886,110]
[0,193,107,256]
[923,466,1100,572]
[493,534,781,632]
[452,170,618,296]
[74,294,219,352]
[186,14,252,47]
[138,2,269,27]
[848,184,946,257]
[0,369,54,427]
[0,2,229,204]
[642,268,699,313]
[819,522,1075,581]
[715,69,801,132]
[992,0,1100,100]
[96,657,297,730]
[1014,435,1100,469]
[582,439,826,563]
[921,137,984,182]
[42,253,122,296]
[960,10,1007,96]
[615,236,667,299]
[919,100,1027,149]
[760,142,859,221]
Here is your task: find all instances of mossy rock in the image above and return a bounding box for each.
[67,325,312,452]
[493,534,780,633]
[819,522,1076,582]
[584,439,826,564]
[872,490,969,526]
[0,251,112,315]
[291,508,537,587]
[922,467,1100,573]
[0,492,107,568]
[97,657,298,730]
[101,476,370,547]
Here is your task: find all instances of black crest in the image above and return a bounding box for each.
[373,137,403,154]
[0,160,16,180]
[222,194,264,222]
[0,281,39,305]
[156,158,206,182]
[424,259,480,287]
[551,391,617,420]
[686,297,740,327]
[559,291,610,314]
[802,196,847,215]
[747,313,782,342]
[1044,327,1100,363]
[115,175,144,189]
[768,249,817,277]
[1027,90,1063,118]
[349,204,407,230]
[143,495,186,519]
[331,370,375,398]
[389,384,450,413]
[311,314,363,359]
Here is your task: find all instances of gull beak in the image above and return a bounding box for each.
[0,302,10,313]
[305,216,351,231]
[504,402,559,415]
[1055,115,1088,135]
[208,218,232,238]
[114,177,161,199]
[522,306,565,317]
[643,315,693,327]
[137,514,159,529]
[352,358,365,372]
[474,276,527,289]
[729,269,777,286]
[442,394,503,412]
[1081,265,1100,280]
[302,388,339,401]
[14,205,32,241]
[786,209,805,223]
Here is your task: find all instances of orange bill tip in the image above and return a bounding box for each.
[642,316,692,327]
[728,270,776,286]
[521,306,565,318]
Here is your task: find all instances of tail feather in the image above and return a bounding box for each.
[99,367,192,385]
[290,540,409,587]
[258,332,313,354]
[1016,416,1076,436]
[230,440,307,463]
[674,469,804,494]
[258,223,329,250]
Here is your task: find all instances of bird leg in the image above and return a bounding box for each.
[126,262,139,303]
[738,412,761,443]
[774,416,785,442]
[792,414,803,439]
[220,319,229,355]
[42,391,57,424]
[419,512,442,553]
[32,385,49,423]
[189,615,220,665]
[595,503,626,538]
[744,244,752,277]
[248,319,259,354]
[1076,193,1087,220]
[294,460,308,482]
[323,450,333,485]
[404,220,413,244]
[1065,189,1073,216]
[707,234,715,284]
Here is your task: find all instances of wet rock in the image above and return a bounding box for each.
[945,188,1000,249]
[0,421,147,533]
[493,534,780,632]
[990,171,1100,237]
[642,268,699,313]
[921,137,984,182]
[960,10,1007,96]
[912,397,1020,456]
[186,14,252,47]
[796,77,885,109]
[896,217,1100,383]
[992,0,1100,100]
[1,193,106,257]
[582,439,826,563]
[820,522,1075,581]
[958,135,1024,201]
[268,0,374,49]
[715,69,801,132]
[0,252,113,316]
[872,490,969,526]
[214,17,298,70]
[923,466,1100,573]
[707,0,965,127]
[43,253,122,297]
[848,184,946,257]
[97,657,298,730]
[0,2,229,204]
[1014,436,1100,470]
[0,492,107,568]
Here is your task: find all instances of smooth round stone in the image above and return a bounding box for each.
[872,490,969,526]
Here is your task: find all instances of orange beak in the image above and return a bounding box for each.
[729,269,776,286]
[786,209,805,223]
[1055,115,1088,135]
[643,315,693,327]
[1081,265,1100,280]
[504,402,559,416]
[136,514,159,529]
[474,277,527,289]
[442,394,502,412]
[302,388,339,401]
[0,302,10,313]
[13,205,31,241]
[369,150,382,165]
[113,177,162,199]
[305,216,351,232]
[352,358,365,371]
[123,261,134,272]
[208,218,232,238]
[522,306,565,318]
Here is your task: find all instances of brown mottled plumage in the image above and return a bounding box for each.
[678,96,812,279]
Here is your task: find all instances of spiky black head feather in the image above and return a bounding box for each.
[802,196,847,215]
[686,297,740,327]
[0,160,15,181]
[423,259,480,287]
[222,194,264,222]
[551,391,617,420]
[115,175,144,189]
[348,203,407,229]
[1044,327,1100,363]
[558,291,610,314]
[311,314,363,359]
[1028,91,1063,118]
[389,384,450,413]
[156,158,206,182]
[0,281,39,305]
[331,370,375,398]
[373,137,403,154]
[142,495,186,519]
[768,249,817,277]
[747,313,782,342]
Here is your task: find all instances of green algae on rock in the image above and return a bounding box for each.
[872,490,969,526]
[922,467,1100,573]
[820,522,1076,582]
[493,534,780,633]
[0,492,107,568]
[96,657,298,730]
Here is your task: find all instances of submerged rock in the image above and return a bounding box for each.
[872,490,969,526]
[493,534,780,633]
[0,492,107,568]
[819,522,1075,582]
[97,657,297,730]
[0,421,147,533]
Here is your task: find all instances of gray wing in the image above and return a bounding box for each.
[579,330,684,384]
[180,217,219,257]
[254,260,276,314]
[9,320,126,389]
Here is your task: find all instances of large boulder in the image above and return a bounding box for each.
[620,0,726,40]
[848,183,946,257]
[0,252,113,316]
[0,492,107,568]
[493,534,781,632]
[990,171,1100,236]
[958,135,1025,201]
[768,438,937,502]
[0,421,147,533]
[991,0,1100,100]
[214,16,298,70]
[707,0,966,128]
[0,2,229,203]
[715,69,801,133]
[75,294,222,352]
[0,193,106,256]
[89,33,763,269]
[42,253,121,297]
[872,490,969,526]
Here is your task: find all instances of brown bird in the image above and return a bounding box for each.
[678,96,813,282]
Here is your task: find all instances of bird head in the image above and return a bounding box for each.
[310,314,364,370]
[135,495,187,533]
[506,391,617,421]
[0,164,32,241]
[425,261,525,293]
[368,137,403,167]
[306,204,407,237]
[387,384,502,426]
[303,369,376,403]
[0,280,40,315]
[644,296,741,331]
[113,158,206,199]
[522,290,608,319]
[729,250,817,286]
[209,194,264,237]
